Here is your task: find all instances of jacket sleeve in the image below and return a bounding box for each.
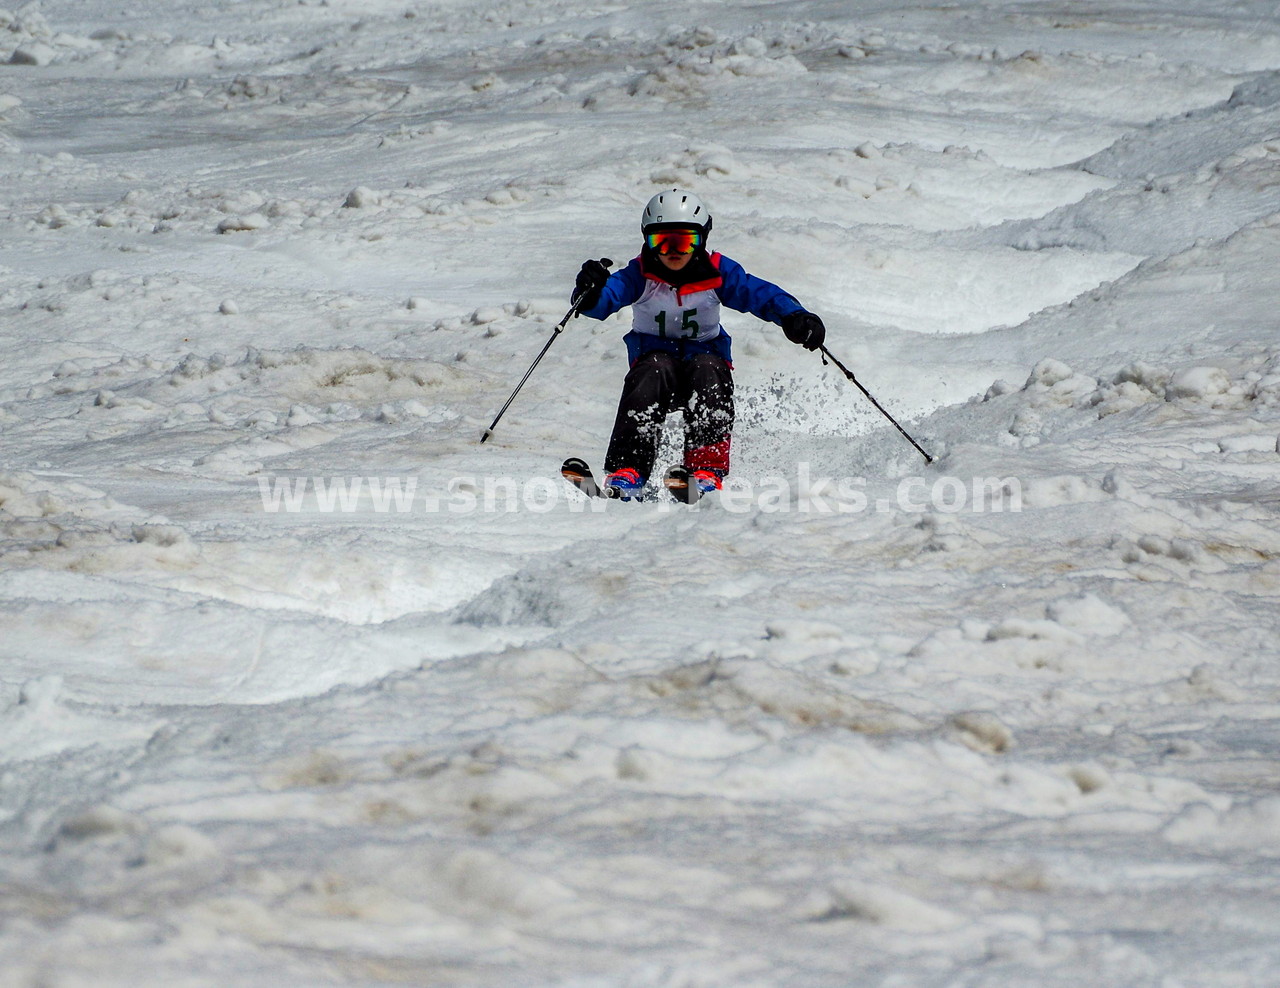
[714,254,806,325]
[579,258,645,320]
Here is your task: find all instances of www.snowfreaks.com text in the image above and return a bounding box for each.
[256,468,1022,515]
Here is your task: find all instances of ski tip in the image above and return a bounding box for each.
[662,465,701,504]
[561,457,606,498]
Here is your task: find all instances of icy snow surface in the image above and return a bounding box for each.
[3,0,1280,984]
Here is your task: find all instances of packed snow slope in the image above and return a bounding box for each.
[3,1,1280,985]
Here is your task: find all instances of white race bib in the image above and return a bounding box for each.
[630,279,722,343]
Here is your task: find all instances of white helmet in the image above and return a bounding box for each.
[641,189,712,234]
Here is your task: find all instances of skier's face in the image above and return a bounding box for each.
[657,250,693,271]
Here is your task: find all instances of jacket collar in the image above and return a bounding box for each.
[639,250,723,300]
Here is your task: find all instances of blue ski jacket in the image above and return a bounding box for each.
[580,252,807,365]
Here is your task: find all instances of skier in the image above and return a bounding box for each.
[571,189,827,500]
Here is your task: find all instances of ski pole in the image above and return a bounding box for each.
[480,259,611,444]
[819,344,934,464]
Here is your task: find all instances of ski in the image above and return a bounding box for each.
[662,464,701,504]
[561,457,619,499]
[561,459,709,503]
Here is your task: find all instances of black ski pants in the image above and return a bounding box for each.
[604,350,733,480]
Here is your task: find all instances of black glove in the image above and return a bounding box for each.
[782,311,825,350]
[571,258,612,310]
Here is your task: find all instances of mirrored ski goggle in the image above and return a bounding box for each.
[645,228,704,255]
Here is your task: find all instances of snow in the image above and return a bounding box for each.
[2,0,1280,984]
